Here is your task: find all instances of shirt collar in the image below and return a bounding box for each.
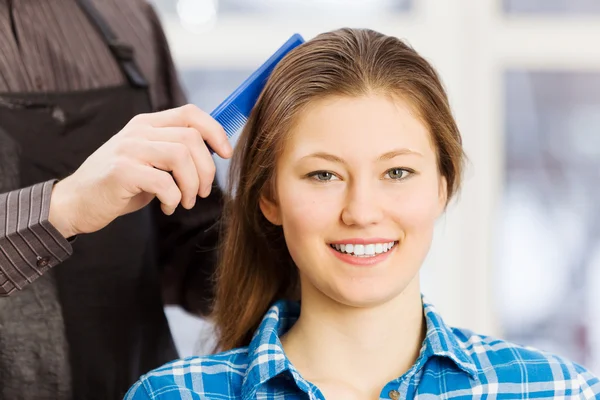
[418,297,478,379]
[241,296,478,399]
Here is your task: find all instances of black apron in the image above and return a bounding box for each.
[0,1,178,398]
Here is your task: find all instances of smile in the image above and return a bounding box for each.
[329,241,397,258]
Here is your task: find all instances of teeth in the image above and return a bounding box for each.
[330,241,396,257]
[354,244,365,256]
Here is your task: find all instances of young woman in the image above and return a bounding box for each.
[126,28,600,400]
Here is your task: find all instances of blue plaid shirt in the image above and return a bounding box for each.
[126,298,600,399]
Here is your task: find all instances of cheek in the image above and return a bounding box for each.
[276,181,340,277]
[384,177,442,233]
[277,179,341,240]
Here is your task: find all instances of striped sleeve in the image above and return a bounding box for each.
[0,180,73,296]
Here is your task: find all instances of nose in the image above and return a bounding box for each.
[341,181,384,227]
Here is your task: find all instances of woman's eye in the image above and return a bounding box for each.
[386,168,411,180]
[308,171,338,182]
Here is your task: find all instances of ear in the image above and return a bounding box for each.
[259,194,282,226]
[437,175,448,215]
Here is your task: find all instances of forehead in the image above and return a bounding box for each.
[284,94,435,160]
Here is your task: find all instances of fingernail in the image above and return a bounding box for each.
[223,142,233,157]
[203,183,212,197]
[163,205,176,215]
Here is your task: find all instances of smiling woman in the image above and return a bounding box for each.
[126,28,600,400]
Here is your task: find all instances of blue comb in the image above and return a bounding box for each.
[208,33,305,153]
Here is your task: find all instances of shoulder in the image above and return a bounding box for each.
[125,349,250,400]
[451,327,600,397]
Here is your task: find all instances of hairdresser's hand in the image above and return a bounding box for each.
[48,104,232,238]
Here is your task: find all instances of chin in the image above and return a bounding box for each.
[326,284,403,309]
[304,265,420,309]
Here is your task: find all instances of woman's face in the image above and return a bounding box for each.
[260,94,447,308]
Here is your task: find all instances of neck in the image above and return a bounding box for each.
[281,277,425,397]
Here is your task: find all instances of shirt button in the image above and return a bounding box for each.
[52,107,66,124]
[388,390,400,400]
[36,256,50,268]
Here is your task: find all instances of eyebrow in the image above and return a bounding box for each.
[379,149,423,161]
[301,149,423,164]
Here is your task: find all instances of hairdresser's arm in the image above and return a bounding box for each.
[46,103,231,238]
[0,181,73,296]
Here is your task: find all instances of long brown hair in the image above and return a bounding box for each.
[212,28,464,350]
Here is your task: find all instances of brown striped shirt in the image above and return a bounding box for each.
[0,0,186,296]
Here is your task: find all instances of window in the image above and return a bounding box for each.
[497,71,600,371]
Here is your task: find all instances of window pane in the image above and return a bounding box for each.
[497,70,600,374]
[503,0,600,14]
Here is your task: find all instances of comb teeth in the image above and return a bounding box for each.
[215,104,248,138]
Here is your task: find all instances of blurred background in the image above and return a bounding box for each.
[150,0,600,374]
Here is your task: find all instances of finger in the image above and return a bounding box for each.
[140,104,232,159]
[132,165,182,215]
[192,138,215,198]
[142,127,216,197]
[129,140,200,209]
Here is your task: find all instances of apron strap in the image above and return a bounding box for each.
[76,0,148,88]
